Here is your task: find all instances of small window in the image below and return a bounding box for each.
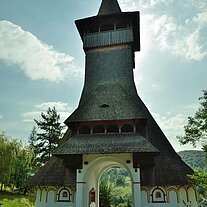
[57,188,72,202]
[86,25,99,34]
[151,188,166,203]
[116,21,128,29]
[79,126,91,135]
[93,125,105,134]
[100,24,114,32]
[100,104,110,108]
[107,125,119,133]
[121,124,133,133]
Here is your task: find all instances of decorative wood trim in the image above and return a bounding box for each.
[46,188,56,203]
[167,188,179,203]
[178,186,188,203]
[40,189,42,202]
[76,181,86,184]
[141,185,197,205]
[132,181,140,184]
[187,185,198,202]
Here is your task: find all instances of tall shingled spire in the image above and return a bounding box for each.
[98,0,121,15]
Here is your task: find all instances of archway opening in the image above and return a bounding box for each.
[99,167,132,207]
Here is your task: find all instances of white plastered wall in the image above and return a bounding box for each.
[75,153,142,207]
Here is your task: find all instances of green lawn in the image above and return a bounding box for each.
[0,192,35,207]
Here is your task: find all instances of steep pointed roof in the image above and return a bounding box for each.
[98,0,121,15]
[65,82,146,123]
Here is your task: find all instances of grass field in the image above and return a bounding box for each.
[0,191,35,207]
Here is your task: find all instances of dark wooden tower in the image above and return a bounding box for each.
[56,0,159,178]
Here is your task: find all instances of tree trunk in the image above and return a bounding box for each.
[0,183,3,192]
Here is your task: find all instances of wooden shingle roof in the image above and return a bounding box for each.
[53,134,159,155]
[65,82,146,125]
[28,156,76,188]
[98,0,121,16]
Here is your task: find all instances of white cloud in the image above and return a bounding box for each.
[152,112,187,138]
[151,111,204,151]
[0,20,80,82]
[193,11,207,27]
[150,3,207,61]
[181,29,206,60]
[35,101,72,112]
[119,0,138,11]
[22,101,73,123]
[22,111,41,123]
[119,0,207,61]
[150,15,177,49]
[0,115,3,119]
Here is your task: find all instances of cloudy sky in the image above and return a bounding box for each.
[0,0,206,151]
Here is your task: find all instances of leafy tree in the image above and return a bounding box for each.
[189,168,207,206]
[178,90,207,204]
[99,180,112,207]
[34,107,65,164]
[0,132,33,193]
[178,90,207,159]
[0,134,22,190]
[0,132,11,190]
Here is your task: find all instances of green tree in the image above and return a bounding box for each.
[178,90,207,159]
[28,126,37,148]
[0,132,33,192]
[28,126,41,174]
[178,90,207,204]
[0,134,21,190]
[12,146,34,194]
[34,107,65,164]
[99,180,112,207]
[0,132,11,190]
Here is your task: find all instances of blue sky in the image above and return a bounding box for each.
[0,0,206,151]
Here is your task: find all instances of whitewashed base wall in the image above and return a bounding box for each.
[34,153,197,207]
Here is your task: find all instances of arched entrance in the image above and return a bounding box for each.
[75,153,142,207]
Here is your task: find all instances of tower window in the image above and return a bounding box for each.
[86,25,99,34]
[93,125,105,134]
[121,124,133,133]
[116,21,128,29]
[107,124,119,133]
[79,126,91,134]
[100,24,114,32]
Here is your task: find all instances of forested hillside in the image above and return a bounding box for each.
[177,150,206,169]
